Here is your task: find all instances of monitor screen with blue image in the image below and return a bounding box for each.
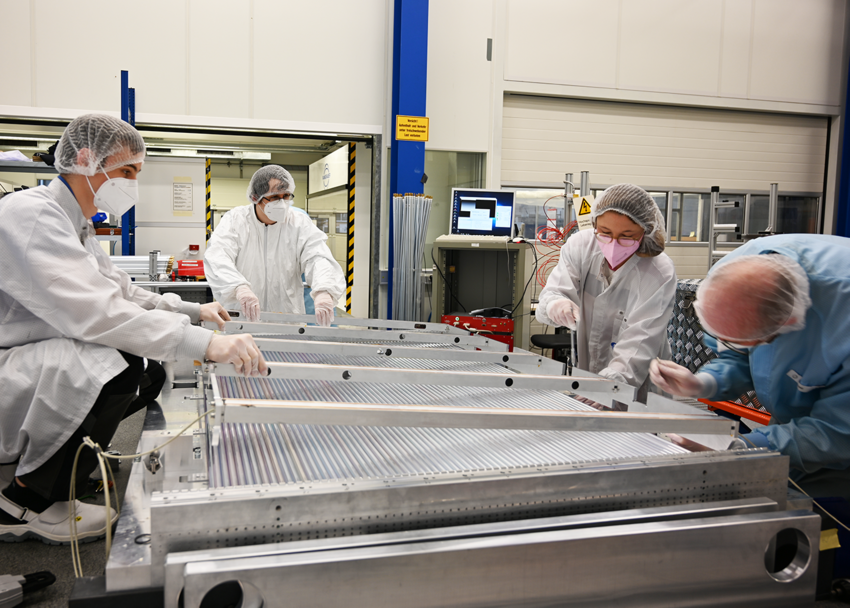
[450,188,515,237]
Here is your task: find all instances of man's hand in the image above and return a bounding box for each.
[548,299,580,330]
[312,291,335,327]
[205,334,268,377]
[199,302,231,330]
[649,359,710,397]
[236,285,261,322]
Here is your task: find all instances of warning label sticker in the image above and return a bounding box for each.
[396,115,430,141]
[576,194,595,231]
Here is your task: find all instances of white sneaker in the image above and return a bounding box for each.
[0,492,118,545]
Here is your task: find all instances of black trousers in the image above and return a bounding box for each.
[18,353,166,503]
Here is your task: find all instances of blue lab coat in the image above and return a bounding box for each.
[698,234,850,478]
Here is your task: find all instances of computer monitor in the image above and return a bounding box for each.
[450,188,515,237]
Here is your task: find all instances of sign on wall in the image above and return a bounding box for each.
[309,145,349,195]
[396,115,429,141]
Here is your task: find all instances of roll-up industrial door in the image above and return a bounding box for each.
[500,95,828,193]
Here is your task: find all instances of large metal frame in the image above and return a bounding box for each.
[101,318,816,606]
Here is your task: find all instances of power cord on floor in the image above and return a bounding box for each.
[68,408,213,577]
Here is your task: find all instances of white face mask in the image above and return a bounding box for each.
[263,200,290,223]
[86,172,139,217]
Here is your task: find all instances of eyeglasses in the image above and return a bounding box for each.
[262,192,294,203]
[704,332,752,356]
[594,232,641,247]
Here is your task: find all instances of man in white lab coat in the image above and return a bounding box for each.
[0,114,266,544]
[536,184,677,401]
[205,165,345,326]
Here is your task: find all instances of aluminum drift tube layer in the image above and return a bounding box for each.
[392,193,432,321]
[210,376,688,488]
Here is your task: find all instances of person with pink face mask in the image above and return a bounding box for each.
[536,184,677,400]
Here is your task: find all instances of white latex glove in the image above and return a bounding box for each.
[205,334,268,377]
[547,298,580,330]
[649,359,714,397]
[312,291,335,327]
[199,302,231,330]
[235,285,261,322]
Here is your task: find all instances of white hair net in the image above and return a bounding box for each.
[54,114,146,176]
[694,253,811,341]
[247,165,295,203]
[591,183,667,256]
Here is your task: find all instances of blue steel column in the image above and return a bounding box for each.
[120,70,136,255]
[388,0,428,318]
[838,59,850,236]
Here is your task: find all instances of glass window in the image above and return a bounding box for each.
[336,212,347,235]
[748,194,770,235]
[311,215,329,233]
[513,190,568,240]
[748,195,819,235]
[669,193,710,242]
[715,194,745,243]
[779,196,819,234]
[422,151,486,264]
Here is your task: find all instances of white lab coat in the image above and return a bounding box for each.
[0,179,213,475]
[204,204,345,314]
[536,229,677,396]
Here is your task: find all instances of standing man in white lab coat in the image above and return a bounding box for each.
[204,165,345,326]
[0,114,266,544]
[536,184,677,401]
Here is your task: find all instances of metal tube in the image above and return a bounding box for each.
[708,186,720,271]
[580,171,590,197]
[148,250,159,282]
[564,173,574,226]
[766,182,778,234]
[370,134,382,319]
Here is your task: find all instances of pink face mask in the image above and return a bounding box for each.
[598,237,642,268]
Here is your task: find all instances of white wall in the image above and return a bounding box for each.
[135,157,208,258]
[500,0,845,110]
[0,0,387,135]
[487,0,849,223]
[425,0,493,152]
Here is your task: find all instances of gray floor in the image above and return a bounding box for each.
[0,409,145,608]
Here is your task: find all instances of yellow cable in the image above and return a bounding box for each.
[68,408,213,577]
[738,433,850,533]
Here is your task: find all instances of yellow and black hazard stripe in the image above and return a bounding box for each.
[346,143,355,312]
[205,158,212,242]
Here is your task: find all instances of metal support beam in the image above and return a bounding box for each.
[216,397,737,436]
[255,311,467,334]
[388,0,429,318]
[212,361,635,400]
[206,320,507,351]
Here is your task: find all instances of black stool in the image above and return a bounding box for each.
[530,327,573,370]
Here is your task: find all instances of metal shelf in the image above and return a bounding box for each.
[0,161,57,174]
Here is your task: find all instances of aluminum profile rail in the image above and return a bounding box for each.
[255,311,468,334]
[109,254,171,276]
[205,321,508,351]
[216,397,737,436]
[213,361,633,397]
[250,337,565,375]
